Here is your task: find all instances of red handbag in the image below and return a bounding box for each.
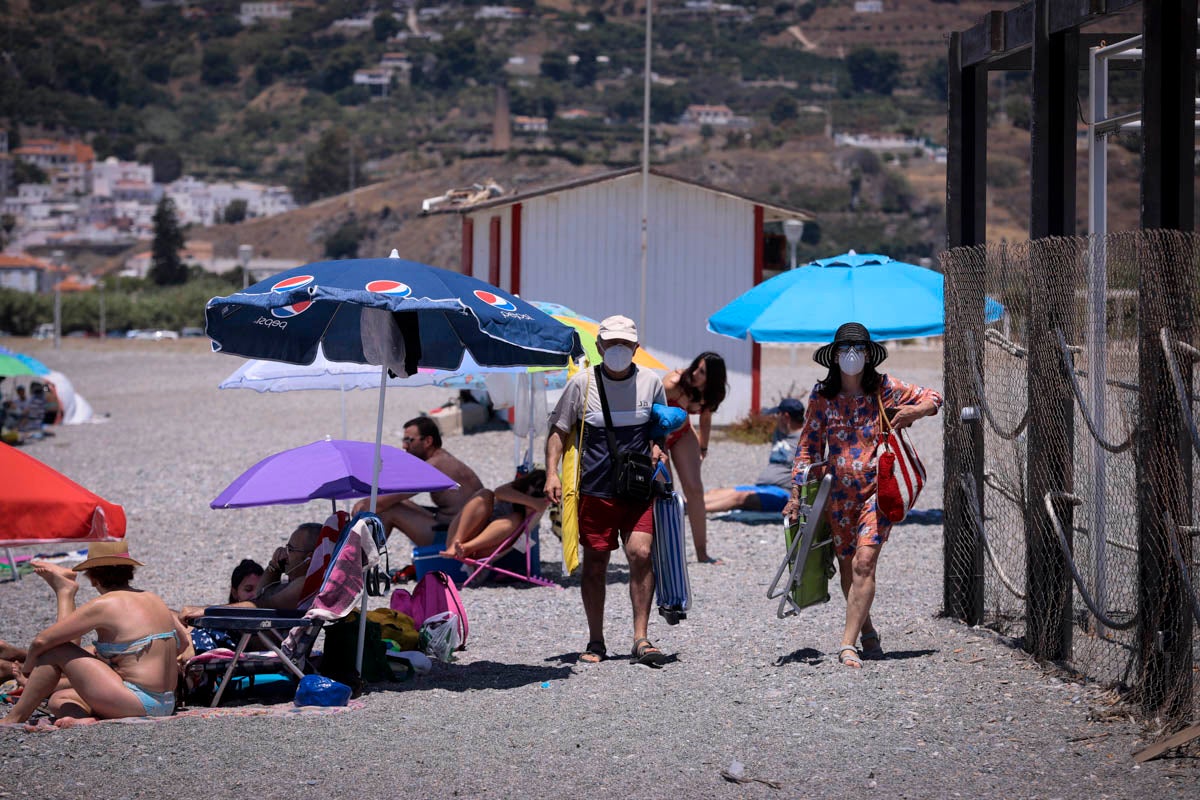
[874,389,925,523]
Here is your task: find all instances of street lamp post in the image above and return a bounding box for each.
[51,249,64,350]
[98,279,106,340]
[238,244,253,290]
[783,219,805,269]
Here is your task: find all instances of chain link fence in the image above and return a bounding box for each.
[941,230,1198,725]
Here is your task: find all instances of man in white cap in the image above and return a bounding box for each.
[545,315,669,667]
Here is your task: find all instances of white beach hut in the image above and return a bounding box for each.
[435,166,812,423]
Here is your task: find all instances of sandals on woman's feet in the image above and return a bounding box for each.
[860,631,884,660]
[580,640,606,663]
[837,645,863,668]
[632,637,667,667]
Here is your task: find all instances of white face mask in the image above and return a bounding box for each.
[838,349,866,376]
[602,344,634,372]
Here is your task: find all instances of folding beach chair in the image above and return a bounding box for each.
[766,462,835,618]
[459,511,559,589]
[189,511,383,706]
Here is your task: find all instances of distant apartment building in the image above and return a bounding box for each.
[557,108,598,121]
[13,139,95,174]
[379,53,413,85]
[239,2,292,25]
[682,104,735,126]
[854,0,885,12]
[513,115,549,134]
[166,177,296,226]
[92,157,158,202]
[353,68,394,90]
[0,253,55,294]
[475,6,527,20]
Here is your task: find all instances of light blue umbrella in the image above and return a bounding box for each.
[707,251,1004,343]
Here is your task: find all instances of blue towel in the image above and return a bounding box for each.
[649,404,687,439]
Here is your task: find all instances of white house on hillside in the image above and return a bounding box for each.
[431,167,813,422]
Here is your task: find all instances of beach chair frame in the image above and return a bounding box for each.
[458,512,560,589]
[766,463,835,619]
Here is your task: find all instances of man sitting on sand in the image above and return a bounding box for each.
[2,542,190,728]
[704,398,806,514]
[354,416,483,546]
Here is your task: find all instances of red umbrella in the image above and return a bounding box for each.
[1,446,126,546]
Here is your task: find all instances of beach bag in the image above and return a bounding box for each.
[294,674,352,707]
[874,389,925,523]
[389,571,468,649]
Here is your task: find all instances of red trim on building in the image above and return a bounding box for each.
[461,218,474,275]
[510,203,522,295]
[488,216,502,287]
[751,204,764,413]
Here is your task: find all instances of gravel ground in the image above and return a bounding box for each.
[2,339,1197,799]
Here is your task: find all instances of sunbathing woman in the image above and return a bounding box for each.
[663,352,728,563]
[1,541,190,727]
[439,469,549,560]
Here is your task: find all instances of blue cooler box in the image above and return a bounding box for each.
[412,529,541,586]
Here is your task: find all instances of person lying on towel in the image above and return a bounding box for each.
[703,398,806,514]
[2,542,190,727]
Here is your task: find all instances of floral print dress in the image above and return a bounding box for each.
[791,374,943,558]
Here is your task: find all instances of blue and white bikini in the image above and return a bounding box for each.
[93,631,178,717]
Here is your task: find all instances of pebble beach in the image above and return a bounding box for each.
[2,338,1196,799]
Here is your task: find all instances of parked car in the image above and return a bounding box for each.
[129,329,180,341]
[33,323,55,340]
[180,327,206,338]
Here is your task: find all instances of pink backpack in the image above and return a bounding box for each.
[389,571,468,649]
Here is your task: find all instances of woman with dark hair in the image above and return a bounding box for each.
[441,469,550,560]
[783,322,942,668]
[1,541,190,727]
[663,351,728,564]
[228,559,265,604]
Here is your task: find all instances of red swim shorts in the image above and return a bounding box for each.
[578,494,654,552]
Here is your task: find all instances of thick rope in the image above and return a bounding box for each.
[966,328,1030,441]
[959,474,1026,600]
[1055,329,1134,453]
[1160,327,1200,458]
[1044,491,1137,630]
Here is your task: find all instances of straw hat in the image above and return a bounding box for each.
[813,322,889,369]
[73,540,144,571]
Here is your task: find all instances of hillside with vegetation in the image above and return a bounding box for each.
[0,0,1148,275]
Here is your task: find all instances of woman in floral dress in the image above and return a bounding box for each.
[783,322,942,668]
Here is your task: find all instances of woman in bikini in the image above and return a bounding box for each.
[440,469,549,560]
[662,352,727,564]
[1,541,190,727]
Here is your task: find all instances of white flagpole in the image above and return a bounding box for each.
[638,0,653,336]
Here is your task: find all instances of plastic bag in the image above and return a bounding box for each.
[419,611,462,663]
[294,674,352,707]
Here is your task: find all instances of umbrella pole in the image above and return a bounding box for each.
[5,547,20,582]
[358,363,389,675]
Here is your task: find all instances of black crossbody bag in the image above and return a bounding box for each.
[594,365,656,502]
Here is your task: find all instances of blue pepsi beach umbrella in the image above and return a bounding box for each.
[205,252,582,672]
[707,251,1004,343]
[205,253,580,369]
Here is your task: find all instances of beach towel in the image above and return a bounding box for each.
[297,511,348,609]
[558,366,588,575]
[304,513,370,622]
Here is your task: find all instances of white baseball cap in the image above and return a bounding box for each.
[597,315,638,344]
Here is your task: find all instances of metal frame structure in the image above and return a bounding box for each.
[945,0,1197,716]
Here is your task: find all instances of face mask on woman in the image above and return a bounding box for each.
[602,344,634,372]
[838,348,866,376]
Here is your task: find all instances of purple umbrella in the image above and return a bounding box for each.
[210,438,457,511]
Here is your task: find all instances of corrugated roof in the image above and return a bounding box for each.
[433,166,813,221]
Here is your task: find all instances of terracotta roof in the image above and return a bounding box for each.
[0,253,52,270]
[13,139,95,163]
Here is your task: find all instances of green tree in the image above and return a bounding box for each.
[921,56,948,102]
[769,95,799,125]
[540,51,570,82]
[846,48,902,95]
[223,199,248,224]
[13,159,48,185]
[299,127,363,202]
[201,46,239,86]
[150,197,187,286]
[373,12,401,42]
[324,220,363,259]
[145,145,183,184]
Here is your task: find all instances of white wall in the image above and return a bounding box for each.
[466,172,757,424]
